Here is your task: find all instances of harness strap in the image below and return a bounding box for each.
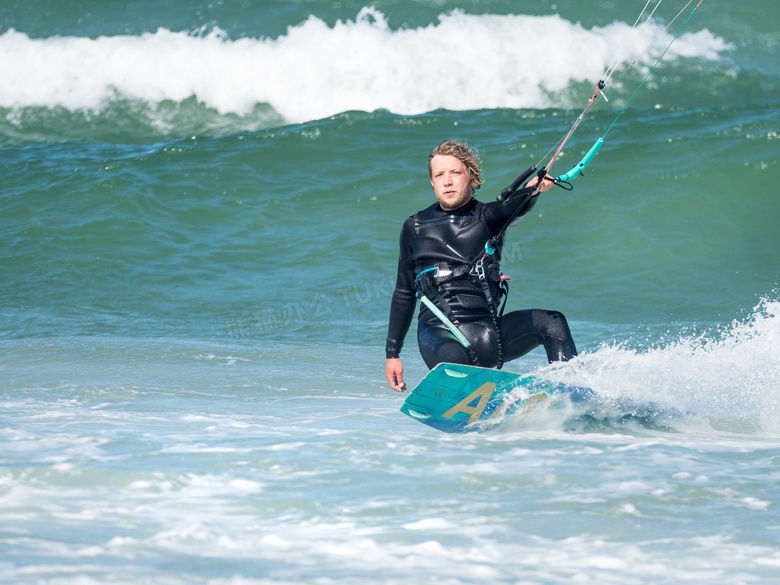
[415,267,480,366]
[472,257,505,370]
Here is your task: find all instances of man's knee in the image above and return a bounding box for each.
[534,310,572,341]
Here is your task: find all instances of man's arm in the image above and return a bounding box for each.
[485,174,554,233]
[385,218,417,391]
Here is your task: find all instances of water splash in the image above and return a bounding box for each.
[535,296,780,433]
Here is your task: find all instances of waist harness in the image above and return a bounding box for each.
[415,259,510,369]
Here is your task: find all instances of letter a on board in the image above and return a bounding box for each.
[442,382,496,424]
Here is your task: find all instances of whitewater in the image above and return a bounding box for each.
[0,8,731,123]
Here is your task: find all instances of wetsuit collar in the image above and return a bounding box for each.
[435,197,477,215]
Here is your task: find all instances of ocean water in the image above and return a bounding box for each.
[1,0,780,583]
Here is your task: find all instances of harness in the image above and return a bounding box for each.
[415,257,510,369]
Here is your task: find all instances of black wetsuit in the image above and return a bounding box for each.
[385,190,577,369]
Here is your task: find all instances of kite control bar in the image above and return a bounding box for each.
[497,165,537,202]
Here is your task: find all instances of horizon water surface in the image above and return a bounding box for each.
[1,1,780,584]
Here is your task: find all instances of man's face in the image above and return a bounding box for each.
[429,155,475,211]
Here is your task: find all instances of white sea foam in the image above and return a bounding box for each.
[0,8,731,123]
[540,296,780,429]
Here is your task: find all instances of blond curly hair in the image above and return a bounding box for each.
[428,140,484,190]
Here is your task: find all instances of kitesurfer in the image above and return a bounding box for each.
[385,140,578,392]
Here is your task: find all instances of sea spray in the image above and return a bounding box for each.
[534,296,780,432]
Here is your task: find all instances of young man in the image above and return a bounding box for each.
[385,140,578,392]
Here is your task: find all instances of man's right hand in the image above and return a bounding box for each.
[526,173,555,192]
[385,358,407,392]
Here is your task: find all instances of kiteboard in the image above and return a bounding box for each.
[400,362,593,433]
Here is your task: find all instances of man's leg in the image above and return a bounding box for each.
[501,309,577,363]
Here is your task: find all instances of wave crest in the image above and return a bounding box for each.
[0,7,731,124]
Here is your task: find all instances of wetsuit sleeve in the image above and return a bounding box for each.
[385,218,417,359]
[483,188,540,235]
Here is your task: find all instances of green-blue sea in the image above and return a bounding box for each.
[2,1,779,583]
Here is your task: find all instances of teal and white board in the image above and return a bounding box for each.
[400,362,593,433]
